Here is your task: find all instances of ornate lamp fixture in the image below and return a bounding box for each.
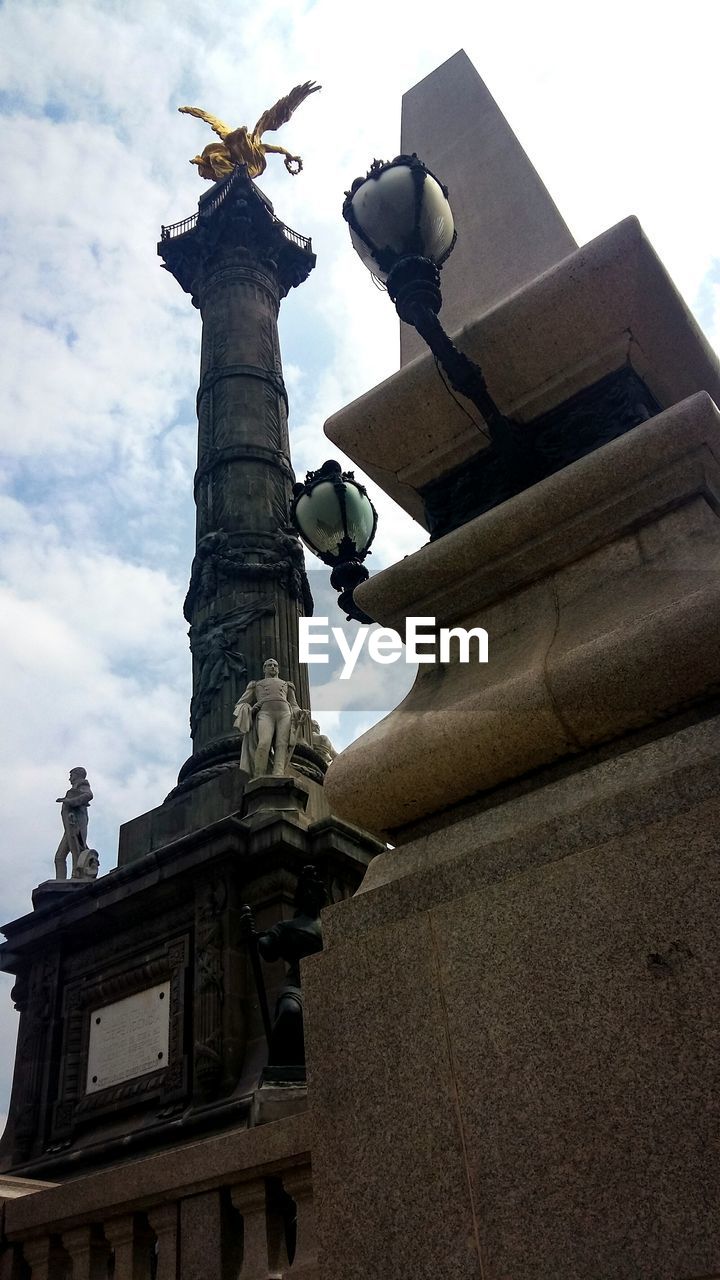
[291,460,378,624]
[343,154,533,474]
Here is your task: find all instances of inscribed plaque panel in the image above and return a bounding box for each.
[85,982,170,1094]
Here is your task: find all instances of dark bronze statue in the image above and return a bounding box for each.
[240,865,327,1069]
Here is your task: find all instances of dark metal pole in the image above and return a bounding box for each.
[239,904,273,1049]
[409,304,509,437]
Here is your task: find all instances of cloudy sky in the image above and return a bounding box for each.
[0,0,718,1126]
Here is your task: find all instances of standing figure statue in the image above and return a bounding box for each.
[55,768,95,881]
[240,866,328,1068]
[233,658,309,777]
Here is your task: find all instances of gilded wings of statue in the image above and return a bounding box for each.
[179,80,321,181]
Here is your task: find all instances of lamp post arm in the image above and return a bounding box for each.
[409,304,509,441]
[405,303,540,490]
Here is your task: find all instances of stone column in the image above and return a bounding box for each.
[104,1214,152,1280]
[147,1203,178,1280]
[20,1238,50,1280]
[61,1226,109,1280]
[179,1189,241,1280]
[20,1237,66,1280]
[281,1165,317,1279]
[0,1245,25,1280]
[159,172,316,786]
[230,1181,270,1279]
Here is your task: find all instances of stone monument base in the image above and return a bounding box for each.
[118,764,332,866]
[30,881,92,911]
[305,710,720,1279]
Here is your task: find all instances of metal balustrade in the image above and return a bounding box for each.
[160,169,312,256]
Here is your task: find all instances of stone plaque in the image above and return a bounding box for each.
[85,982,170,1094]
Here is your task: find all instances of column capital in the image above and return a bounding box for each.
[158,168,315,306]
[230,1178,268,1215]
[146,1202,178,1234]
[103,1213,135,1250]
[20,1236,51,1269]
[281,1161,313,1197]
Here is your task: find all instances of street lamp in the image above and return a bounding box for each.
[343,154,535,479]
[291,460,378,624]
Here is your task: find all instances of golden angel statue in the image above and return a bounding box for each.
[179,80,320,181]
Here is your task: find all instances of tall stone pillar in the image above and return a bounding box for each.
[159,169,315,787]
[400,50,576,364]
[312,64,720,1280]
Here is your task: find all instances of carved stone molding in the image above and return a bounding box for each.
[192,445,294,505]
[63,903,190,979]
[9,950,60,1162]
[420,367,661,539]
[51,935,189,1142]
[193,875,227,1099]
[196,363,288,416]
[158,170,315,305]
[184,531,311,625]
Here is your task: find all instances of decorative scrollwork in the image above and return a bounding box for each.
[184,530,312,623]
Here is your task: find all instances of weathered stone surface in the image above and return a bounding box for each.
[400,50,576,364]
[323,712,720,941]
[306,768,720,1280]
[159,171,314,783]
[0,1175,54,1200]
[250,1081,307,1127]
[326,217,720,523]
[31,880,90,911]
[117,767,330,866]
[325,393,720,839]
[0,788,374,1177]
[179,1190,239,1279]
[305,913,482,1280]
[4,1113,310,1235]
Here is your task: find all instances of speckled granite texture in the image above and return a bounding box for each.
[305,764,720,1278]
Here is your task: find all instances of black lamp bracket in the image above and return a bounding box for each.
[330,561,374,624]
[386,257,539,486]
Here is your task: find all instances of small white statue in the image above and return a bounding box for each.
[74,847,100,881]
[54,768,98,882]
[233,658,309,777]
[312,719,338,767]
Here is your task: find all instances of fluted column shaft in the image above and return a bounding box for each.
[160,172,316,783]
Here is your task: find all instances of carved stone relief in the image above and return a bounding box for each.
[193,876,227,1097]
[51,936,189,1142]
[188,599,277,737]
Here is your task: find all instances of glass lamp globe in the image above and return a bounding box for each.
[343,155,456,281]
[291,460,377,566]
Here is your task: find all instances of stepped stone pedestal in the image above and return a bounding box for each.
[307,189,720,1275]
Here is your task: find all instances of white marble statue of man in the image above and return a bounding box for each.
[55,767,93,880]
[233,658,309,777]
